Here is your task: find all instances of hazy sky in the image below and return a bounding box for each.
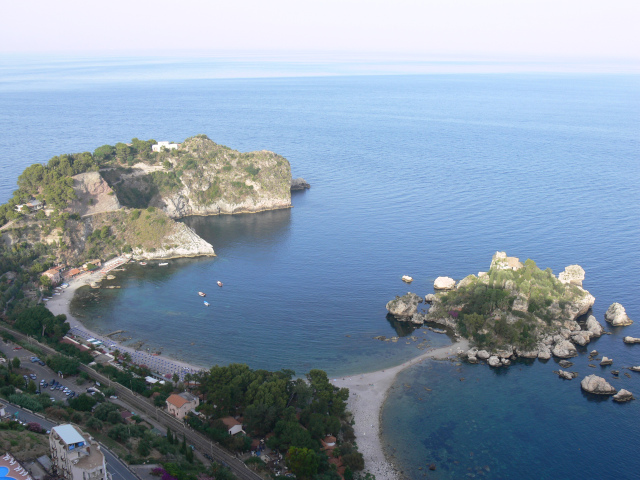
[2,0,639,61]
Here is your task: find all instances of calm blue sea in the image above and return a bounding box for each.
[1,58,639,479]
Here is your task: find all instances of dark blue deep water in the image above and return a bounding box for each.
[1,62,639,479]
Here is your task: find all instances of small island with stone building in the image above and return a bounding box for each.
[386,252,635,367]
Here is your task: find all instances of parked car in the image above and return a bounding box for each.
[30,374,37,380]
[38,360,45,366]
[50,397,55,402]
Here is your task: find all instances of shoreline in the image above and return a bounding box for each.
[46,259,469,479]
[45,260,207,381]
[332,338,469,480]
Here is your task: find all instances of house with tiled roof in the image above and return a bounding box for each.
[166,392,199,419]
[220,416,244,436]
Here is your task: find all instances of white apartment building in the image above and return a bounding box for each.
[49,424,109,480]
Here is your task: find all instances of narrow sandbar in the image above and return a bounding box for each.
[332,338,469,480]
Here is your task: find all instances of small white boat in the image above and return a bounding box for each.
[139,262,147,266]
[198,292,206,297]
[159,263,168,266]
[203,301,210,307]
[402,275,413,283]
[217,281,223,287]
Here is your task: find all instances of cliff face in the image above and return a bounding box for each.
[108,135,293,218]
[70,172,121,217]
[131,221,215,260]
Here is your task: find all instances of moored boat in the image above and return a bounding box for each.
[139,262,147,266]
[203,301,210,306]
[198,291,206,297]
[217,281,223,287]
[159,262,168,266]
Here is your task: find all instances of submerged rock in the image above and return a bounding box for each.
[605,303,633,326]
[556,369,577,380]
[580,375,617,395]
[558,360,574,368]
[612,389,634,403]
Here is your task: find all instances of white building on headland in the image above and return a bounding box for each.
[49,424,109,480]
[152,141,180,152]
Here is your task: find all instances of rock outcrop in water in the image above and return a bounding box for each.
[290,177,311,191]
[605,303,633,326]
[581,375,617,395]
[612,389,634,402]
[434,277,456,290]
[386,293,423,318]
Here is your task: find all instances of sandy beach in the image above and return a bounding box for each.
[333,338,469,480]
[45,258,469,479]
[45,259,206,381]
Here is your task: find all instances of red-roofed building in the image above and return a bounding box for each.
[63,268,82,281]
[166,392,199,419]
[42,266,65,286]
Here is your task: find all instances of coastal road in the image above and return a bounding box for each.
[0,326,262,480]
[1,402,139,480]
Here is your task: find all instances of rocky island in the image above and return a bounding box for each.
[387,252,607,364]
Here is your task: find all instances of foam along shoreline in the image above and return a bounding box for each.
[332,338,470,480]
[44,263,206,381]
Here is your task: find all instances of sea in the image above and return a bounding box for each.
[1,56,639,479]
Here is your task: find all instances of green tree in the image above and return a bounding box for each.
[86,417,104,431]
[286,447,319,480]
[11,357,20,369]
[68,394,98,412]
[27,380,37,394]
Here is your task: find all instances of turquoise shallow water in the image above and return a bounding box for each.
[1,63,639,478]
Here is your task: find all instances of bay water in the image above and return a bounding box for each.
[1,60,639,478]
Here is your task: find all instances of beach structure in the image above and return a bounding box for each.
[152,141,180,152]
[166,392,199,419]
[0,402,5,418]
[42,266,65,286]
[220,417,244,436]
[63,268,82,281]
[49,424,108,480]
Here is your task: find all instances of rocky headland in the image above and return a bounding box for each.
[1,135,305,266]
